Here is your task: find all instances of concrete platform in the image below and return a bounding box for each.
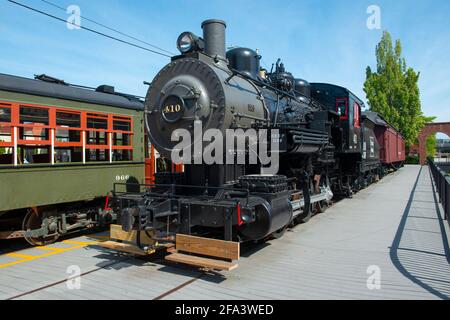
[0,165,449,300]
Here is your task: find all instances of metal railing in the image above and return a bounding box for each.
[433,155,450,164]
[428,158,450,227]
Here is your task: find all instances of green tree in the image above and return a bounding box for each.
[364,31,433,148]
[426,134,437,157]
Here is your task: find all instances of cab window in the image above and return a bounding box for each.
[336,98,348,120]
[353,102,361,128]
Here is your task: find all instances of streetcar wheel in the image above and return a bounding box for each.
[22,210,60,246]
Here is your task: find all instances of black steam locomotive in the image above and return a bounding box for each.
[113,19,398,244]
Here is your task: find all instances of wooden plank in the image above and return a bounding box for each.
[165,252,238,271]
[98,241,155,256]
[110,224,155,245]
[176,234,240,261]
[159,243,176,253]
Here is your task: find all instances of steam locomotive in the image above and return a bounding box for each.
[113,19,405,244]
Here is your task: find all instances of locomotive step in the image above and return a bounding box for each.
[165,252,238,271]
[175,234,240,261]
[165,234,240,271]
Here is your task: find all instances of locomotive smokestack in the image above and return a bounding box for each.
[201,19,226,59]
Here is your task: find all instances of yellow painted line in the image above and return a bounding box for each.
[6,253,36,260]
[88,235,110,240]
[62,240,98,246]
[36,246,66,253]
[0,259,31,269]
[0,240,100,269]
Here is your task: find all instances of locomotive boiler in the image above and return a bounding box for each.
[115,19,334,242]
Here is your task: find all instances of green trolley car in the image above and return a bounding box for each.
[0,73,145,245]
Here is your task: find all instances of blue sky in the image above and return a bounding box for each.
[1,0,449,135]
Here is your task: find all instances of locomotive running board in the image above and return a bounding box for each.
[165,234,240,271]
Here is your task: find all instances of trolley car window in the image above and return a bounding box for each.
[86,149,108,162]
[0,126,12,143]
[20,106,49,125]
[18,147,50,164]
[56,112,81,128]
[0,106,11,123]
[0,148,13,164]
[56,129,81,143]
[87,115,107,129]
[113,120,131,131]
[111,116,133,162]
[55,147,82,163]
[20,127,48,141]
[87,131,107,145]
[113,132,131,146]
[113,149,132,161]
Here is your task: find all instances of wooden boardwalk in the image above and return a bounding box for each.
[0,165,449,300]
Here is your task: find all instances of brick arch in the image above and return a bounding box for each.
[418,122,450,164]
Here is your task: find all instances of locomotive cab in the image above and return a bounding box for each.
[310,83,363,154]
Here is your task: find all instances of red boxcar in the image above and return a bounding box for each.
[379,127,405,164]
[365,112,405,168]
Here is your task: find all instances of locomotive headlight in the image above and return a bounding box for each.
[177,32,203,54]
[177,32,195,53]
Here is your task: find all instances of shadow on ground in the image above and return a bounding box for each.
[390,166,450,300]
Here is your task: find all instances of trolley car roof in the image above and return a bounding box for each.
[0,73,144,111]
